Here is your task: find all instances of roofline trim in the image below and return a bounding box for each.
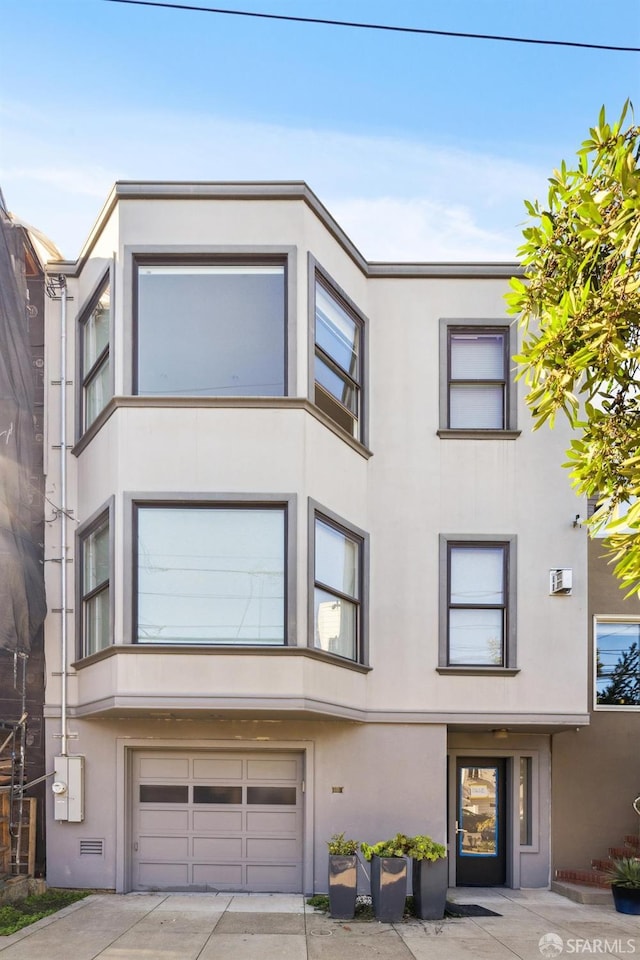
[45,180,524,279]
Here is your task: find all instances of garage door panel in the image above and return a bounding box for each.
[139,757,190,778]
[246,863,300,890]
[139,836,188,858]
[246,810,299,832]
[133,751,302,892]
[193,758,243,779]
[246,837,299,859]
[192,863,243,886]
[192,837,242,859]
[140,810,189,832]
[139,862,189,886]
[192,809,243,832]
[247,758,298,780]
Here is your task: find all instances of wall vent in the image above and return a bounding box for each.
[79,839,104,856]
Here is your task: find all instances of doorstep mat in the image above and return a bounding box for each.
[445,901,502,917]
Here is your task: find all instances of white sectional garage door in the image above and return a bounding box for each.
[132,751,303,892]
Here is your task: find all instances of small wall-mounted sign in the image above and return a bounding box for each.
[331,786,344,794]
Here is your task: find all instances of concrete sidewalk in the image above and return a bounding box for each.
[0,888,638,959]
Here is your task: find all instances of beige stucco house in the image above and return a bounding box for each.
[42,182,589,894]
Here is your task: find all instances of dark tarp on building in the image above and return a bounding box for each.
[0,200,47,653]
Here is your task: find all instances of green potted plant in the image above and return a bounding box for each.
[327,833,359,920]
[361,834,408,922]
[606,857,640,915]
[406,835,448,920]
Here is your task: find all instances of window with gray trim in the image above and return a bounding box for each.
[313,513,363,661]
[134,503,287,645]
[80,276,111,429]
[135,260,286,397]
[80,513,110,656]
[442,537,516,667]
[440,321,515,432]
[313,272,363,439]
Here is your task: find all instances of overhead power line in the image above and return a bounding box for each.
[102,0,640,53]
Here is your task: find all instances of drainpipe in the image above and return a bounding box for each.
[59,275,68,757]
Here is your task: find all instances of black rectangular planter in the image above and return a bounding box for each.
[328,854,358,919]
[412,857,448,920]
[370,855,407,922]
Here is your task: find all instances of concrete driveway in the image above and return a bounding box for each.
[0,888,637,959]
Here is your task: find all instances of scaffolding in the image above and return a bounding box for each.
[0,654,36,877]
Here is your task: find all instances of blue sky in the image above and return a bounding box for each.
[2,0,638,260]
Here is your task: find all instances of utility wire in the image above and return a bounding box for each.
[102,0,640,53]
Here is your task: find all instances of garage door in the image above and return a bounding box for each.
[132,751,303,892]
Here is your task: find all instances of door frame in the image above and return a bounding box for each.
[116,737,315,894]
[447,747,541,889]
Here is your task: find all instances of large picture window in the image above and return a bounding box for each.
[135,504,287,645]
[135,261,286,398]
[313,270,364,440]
[79,512,110,657]
[595,619,640,707]
[313,513,364,662]
[80,276,111,429]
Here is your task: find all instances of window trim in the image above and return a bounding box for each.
[126,245,296,399]
[438,318,519,437]
[125,492,296,648]
[76,497,115,659]
[76,264,114,440]
[593,615,640,711]
[308,499,369,666]
[439,534,517,672]
[308,255,368,446]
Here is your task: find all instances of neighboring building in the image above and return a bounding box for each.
[553,509,640,883]
[0,192,50,873]
[41,182,588,894]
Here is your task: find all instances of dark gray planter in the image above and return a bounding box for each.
[412,856,448,920]
[612,884,640,915]
[328,854,358,919]
[370,855,407,922]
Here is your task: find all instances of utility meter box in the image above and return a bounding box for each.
[53,756,85,822]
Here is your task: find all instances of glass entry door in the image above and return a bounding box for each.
[455,758,507,886]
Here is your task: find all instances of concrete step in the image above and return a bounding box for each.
[551,880,613,905]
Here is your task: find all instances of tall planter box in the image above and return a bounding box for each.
[412,857,448,920]
[370,855,407,922]
[328,854,357,920]
[612,884,640,915]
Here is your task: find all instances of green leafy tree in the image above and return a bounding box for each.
[507,103,640,593]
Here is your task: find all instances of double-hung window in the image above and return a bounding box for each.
[80,276,111,429]
[79,511,111,657]
[134,502,288,645]
[441,536,516,668]
[439,321,516,434]
[595,619,640,707]
[312,511,365,662]
[313,268,364,440]
[135,260,286,398]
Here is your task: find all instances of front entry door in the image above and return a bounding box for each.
[455,758,507,886]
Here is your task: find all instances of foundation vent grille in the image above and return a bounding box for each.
[79,839,104,856]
